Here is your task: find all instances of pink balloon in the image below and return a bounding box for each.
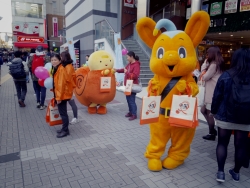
[34,66,50,80]
[122,48,128,56]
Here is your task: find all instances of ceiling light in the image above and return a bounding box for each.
[241,37,243,38]
[230,35,233,36]
[230,44,232,45]
[230,49,232,51]
[228,51,230,52]
[219,33,221,35]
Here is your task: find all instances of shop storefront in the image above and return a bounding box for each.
[197,0,250,66]
[13,36,48,51]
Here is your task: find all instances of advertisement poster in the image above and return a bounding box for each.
[240,0,250,12]
[210,2,223,16]
[225,0,238,14]
[95,42,105,51]
[114,33,124,83]
[13,22,39,36]
[52,17,58,37]
[124,0,134,8]
[202,4,209,12]
[66,38,76,65]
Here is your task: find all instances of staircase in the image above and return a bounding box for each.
[122,39,153,87]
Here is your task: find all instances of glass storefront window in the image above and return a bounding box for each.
[13,2,43,19]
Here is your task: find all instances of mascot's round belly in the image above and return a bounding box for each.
[74,69,116,106]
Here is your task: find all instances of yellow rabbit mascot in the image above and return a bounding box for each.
[136,11,210,171]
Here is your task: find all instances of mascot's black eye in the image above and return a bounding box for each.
[157,47,164,59]
[178,47,187,58]
[110,60,111,62]
[100,61,102,63]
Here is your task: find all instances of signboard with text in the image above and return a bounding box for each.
[210,2,223,16]
[240,0,250,12]
[225,0,238,14]
[17,36,44,43]
[124,0,134,8]
[52,17,58,37]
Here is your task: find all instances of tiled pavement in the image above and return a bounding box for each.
[0,64,249,188]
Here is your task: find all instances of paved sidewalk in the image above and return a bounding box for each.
[0,64,249,188]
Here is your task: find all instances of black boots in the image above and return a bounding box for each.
[56,130,70,138]
[203,129,217,141]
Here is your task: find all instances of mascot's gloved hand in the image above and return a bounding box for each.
[111,69,116,74]
[101,69,110,76]
[148,78,160,96]
[176,80,186,93]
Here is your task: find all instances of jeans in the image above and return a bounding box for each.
[126,92,137,115]
[33,81,46,106]
[14,81,27,101]
[68,99,78,118]
[58,100,69,132]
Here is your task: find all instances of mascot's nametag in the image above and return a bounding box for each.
[124,80,133,96]
[100,77,111,93]
[140,96,161,125]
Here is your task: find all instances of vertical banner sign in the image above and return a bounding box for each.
[114,33,124,83]
[225,0,238,14]
[66,38,76,65]
[52,17,58,37]
[124,0,134,8]
[210,2,223,16]
[240,0,250,12]
[44,19,47,40]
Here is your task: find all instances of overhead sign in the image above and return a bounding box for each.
[225,0,238,14]
[240,0,250,12]
[124,0,134,8]
[17,36,44,43]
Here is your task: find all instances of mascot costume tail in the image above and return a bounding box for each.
[136,11,210,171]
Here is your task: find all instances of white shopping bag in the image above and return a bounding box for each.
[100,77,111,92]
[46,98,62,126]
[124,79,133,95]
[168,95,198,128]
[197,78,205,107]
[140,96,161,125]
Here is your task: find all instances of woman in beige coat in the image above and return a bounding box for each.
[201,47,224,141]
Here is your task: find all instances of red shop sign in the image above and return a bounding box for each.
[17,36,44,43]
[124,0,134,8]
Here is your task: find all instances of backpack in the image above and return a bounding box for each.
[226,69,250,124]
[31,54,45,73]
[9,62,26,79]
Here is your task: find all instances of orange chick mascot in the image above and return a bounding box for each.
[74,51,116,114]
[136,11,210,171]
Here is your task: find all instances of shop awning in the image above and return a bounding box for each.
[14,42,48,48]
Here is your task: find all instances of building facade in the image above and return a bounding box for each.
[64,0,121,65]
[11,0,48,51]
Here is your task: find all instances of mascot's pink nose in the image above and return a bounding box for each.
[164,51,180,65]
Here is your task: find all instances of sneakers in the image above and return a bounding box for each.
[229,169,240,182]
[36,102,40,108]
[125,112,132,117]
[40,105,47,110]
[70,118,78,124]
[202,134,216,141]
[216,171,225,182]
[129,115,137,121]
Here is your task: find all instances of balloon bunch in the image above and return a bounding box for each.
[34,63,53,89]
[122,48,128,56]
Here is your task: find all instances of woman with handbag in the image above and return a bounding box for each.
[200,47,224,141]
[51,54,72,138]
[115,51,141,121]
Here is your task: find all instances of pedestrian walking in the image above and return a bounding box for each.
[61,51,78,124]
[8,51,28,107]
[115,51,140,121]
[200,47,224,141]
[211,48,250,183]
[51,54,72,138]
[28,48,36,94]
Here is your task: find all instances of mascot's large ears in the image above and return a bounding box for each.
[136,17,161,49]
[185,11,210,48]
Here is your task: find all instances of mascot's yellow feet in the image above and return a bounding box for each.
[97,106,107,114]
[148,159,162,172]
[88,107,97,114]
[162,157,184,170]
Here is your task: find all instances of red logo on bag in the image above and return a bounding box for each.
[126,83,131,89]
[176,101,189,114]
[103,78,109,86]
[146,101,157,115]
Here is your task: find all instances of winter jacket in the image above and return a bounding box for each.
[9,58,26,81]
[62,60,76,91]
[53,64,72,101]
[116,61,140,85]
[202,62,222,104]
